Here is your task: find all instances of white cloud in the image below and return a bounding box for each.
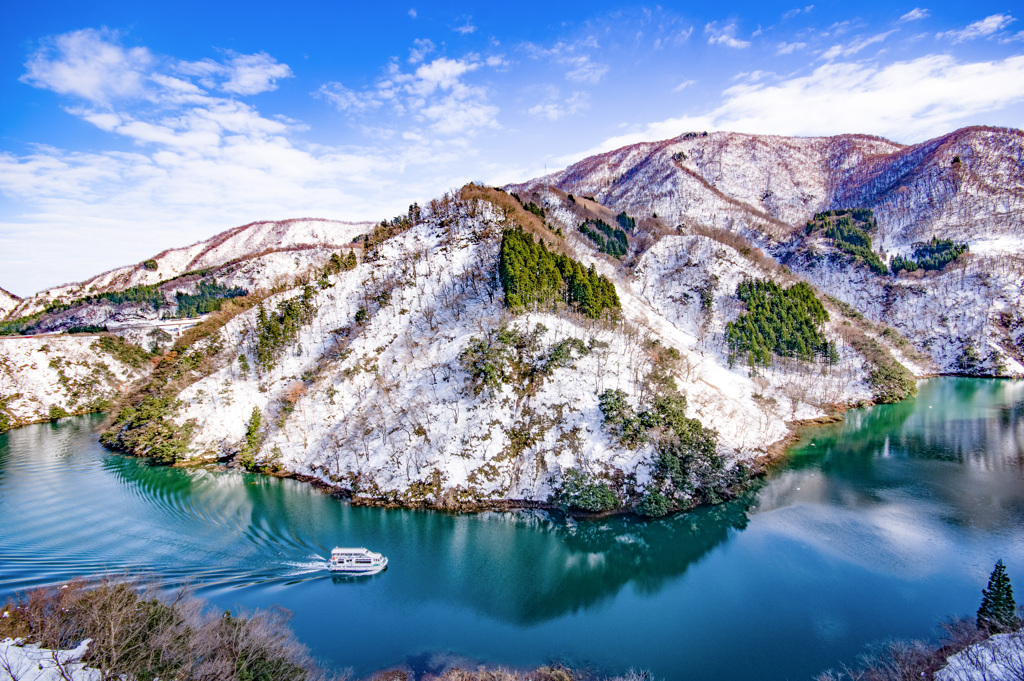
[821,30,896,60]
[408,8,417,18]
[705,21,751,49]
[220,52,293,95]
[564,55,609,83]
[524,38,609,84]
[177,51,293,95]
[316,53,499,135]
[21,28,152,105]
[937,14,1016,43]
[315,82,381,111]
[570,53,1024,160]
[783,5,814,20]
[2,31,496,294]
[672,79,696,92]
[527,91,589,121]
[411,57,479,95]
[420,88,498,133]
[409,38,435,64]
[899,8,930,23]
[454,19,477,35]
[776,41,807,55]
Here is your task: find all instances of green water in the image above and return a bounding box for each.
[1,378,1022,680]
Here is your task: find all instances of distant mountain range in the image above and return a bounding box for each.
[1,125,1021,514]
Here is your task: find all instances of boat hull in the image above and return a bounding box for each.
[327,556,388,575]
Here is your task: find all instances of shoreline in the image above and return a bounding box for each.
[15,374,1011,520]
[243,406,856,519]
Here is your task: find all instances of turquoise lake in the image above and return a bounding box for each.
[1,377,1022,680]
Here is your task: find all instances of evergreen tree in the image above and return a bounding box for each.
[240,407,263,471]
[498,227,619,318]
[977,559,1018,632]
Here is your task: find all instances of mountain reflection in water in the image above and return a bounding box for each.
[1,378,1022,681]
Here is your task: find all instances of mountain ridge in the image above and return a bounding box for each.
[0,124,1021,515]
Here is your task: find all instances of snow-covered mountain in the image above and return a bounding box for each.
[516,126,1024,251]
[0,287,20,319]
[4,217,372,320]
[512,125,1024,376]
[1,125,1022,514]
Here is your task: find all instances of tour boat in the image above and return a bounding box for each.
[327,547,388,574]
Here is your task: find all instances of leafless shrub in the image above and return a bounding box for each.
[0,575,343,681]
[813,618,1000,681]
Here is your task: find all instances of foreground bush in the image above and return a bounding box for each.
[0,576,335,681]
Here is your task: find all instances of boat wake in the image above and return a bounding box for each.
[282,555,329,576]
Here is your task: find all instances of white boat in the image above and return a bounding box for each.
[327,547,388,574]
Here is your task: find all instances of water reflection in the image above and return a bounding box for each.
[2,420,754,625]
[2,379,1023,681]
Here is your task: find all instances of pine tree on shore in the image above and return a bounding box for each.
[977,559,1018,632]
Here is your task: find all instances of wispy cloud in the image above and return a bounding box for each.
[525,37,609,84]
[776,41,807,55]
[782,5,814,20]
[453,17,477,35]
[821,30,896,60]
[317,56,500,135]
[705,21,751,49]
[408,38,435,64]
[573,53,1024,158]
[899,8,930,23]
[177,51,294,96]
[937,14,1015,43]
[527,90,589,121]
[672,79,696,92]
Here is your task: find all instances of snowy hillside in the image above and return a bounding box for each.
[512,126,1024,375]
[3,218,372,320]
[0,287,19,319]
[516,126,1024,251]
[2,125,1022,510]
[98,187,912,513]
[0,335,150,430]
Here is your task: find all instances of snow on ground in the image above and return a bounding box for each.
[792,250,1024,376]
[0,639,98,681]
[0,335,147,429]
[170,197,884,503]
[3,218,372,320]
[0,289,19,320]
[935,629,1024,681]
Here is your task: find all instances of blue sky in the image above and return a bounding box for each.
[2,1,1023,295]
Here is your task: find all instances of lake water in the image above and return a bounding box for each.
[1,378,1022,680]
